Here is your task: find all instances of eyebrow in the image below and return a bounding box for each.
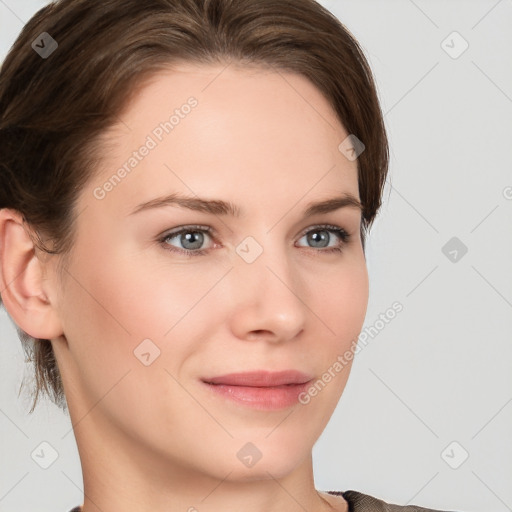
[129,192,363,217]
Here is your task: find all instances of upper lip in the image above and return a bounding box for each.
[202,370,314,387]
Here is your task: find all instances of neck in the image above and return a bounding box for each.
[71,415,343,512]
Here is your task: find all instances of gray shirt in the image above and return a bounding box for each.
[68,490,459,511]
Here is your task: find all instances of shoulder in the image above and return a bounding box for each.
[328,490,462,512]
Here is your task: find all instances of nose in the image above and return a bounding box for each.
[227,240,309,344]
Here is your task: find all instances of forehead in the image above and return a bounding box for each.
[85,62,360,216]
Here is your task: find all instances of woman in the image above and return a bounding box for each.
[0,0,459,511]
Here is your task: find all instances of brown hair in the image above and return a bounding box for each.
[0,0,389,413]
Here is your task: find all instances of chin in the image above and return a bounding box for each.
[223,435,312,481]
[222,456,306,483]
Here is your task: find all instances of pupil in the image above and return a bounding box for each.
[309,230,328,248]
[183,231,203,249]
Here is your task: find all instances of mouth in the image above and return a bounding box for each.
[201,370,314,410]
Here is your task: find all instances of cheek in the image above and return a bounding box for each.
[57,247,209,438]
[308,255,369,348]
[293,260,368,421]
[59,245,224,383]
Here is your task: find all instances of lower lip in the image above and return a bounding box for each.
[202,381,312,410]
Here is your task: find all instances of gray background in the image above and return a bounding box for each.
[1,1,511,511]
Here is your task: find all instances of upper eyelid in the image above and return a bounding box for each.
[161,223,348,235]
[160,223,349,245]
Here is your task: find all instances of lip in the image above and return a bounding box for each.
[201,370,314,410]
[203,370,313,386]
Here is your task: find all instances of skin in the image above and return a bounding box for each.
[0,62,369,512]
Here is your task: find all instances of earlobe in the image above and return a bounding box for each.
[0,208,64,340]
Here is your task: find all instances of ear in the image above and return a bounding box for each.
[0,208,64,340]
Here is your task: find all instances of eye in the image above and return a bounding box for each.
[296,224,350,254]
[159,225,214,257]
[158,224,351,258]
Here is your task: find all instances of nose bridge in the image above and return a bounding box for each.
[236,228,295,291]
[228,229,307,339]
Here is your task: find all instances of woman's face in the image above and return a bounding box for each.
[48,63,369,482]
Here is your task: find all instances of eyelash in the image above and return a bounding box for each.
[158,224,351,259]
